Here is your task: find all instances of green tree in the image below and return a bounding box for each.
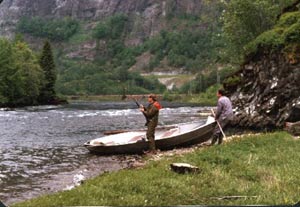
[223,0,296,62]
[0,38,44,106]
[39,40,57,104]
[0,38,17,105]
[13,41,44,105]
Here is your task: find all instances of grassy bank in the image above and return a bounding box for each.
[13,132,300,206]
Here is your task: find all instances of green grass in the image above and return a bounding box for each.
[12,132,300,206]
[186,84,220,106]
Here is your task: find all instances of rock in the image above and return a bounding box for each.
[170,163,200,174]
[226,50,300,129]
[285,121,300,136]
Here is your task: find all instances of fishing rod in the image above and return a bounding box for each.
[132,96,149,126]
[133,97,142,108]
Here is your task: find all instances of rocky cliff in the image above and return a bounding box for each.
[224,5,300,129]
[226,50,300,129]
[0,0,204,43]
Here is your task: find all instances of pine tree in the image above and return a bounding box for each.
[39,40,57,104]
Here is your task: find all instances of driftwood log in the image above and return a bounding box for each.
[170,163,200,174]
[285,121,300,136]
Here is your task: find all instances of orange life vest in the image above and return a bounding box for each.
[154,101,162,110]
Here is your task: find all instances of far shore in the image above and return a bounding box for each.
[66,94,216,106]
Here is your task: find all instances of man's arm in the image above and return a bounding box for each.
[142,105,158,119]
[215,99,223,120]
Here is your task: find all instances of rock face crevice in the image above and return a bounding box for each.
[226,49,300,129]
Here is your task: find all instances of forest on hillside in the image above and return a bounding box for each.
[0,0,298,106]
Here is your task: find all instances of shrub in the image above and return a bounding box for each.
[245,29,285,54]
[245,11,300,56]
[17,17,79,41]
[277,12,300,28]
[283,20,300,43]
[93,14,128,40]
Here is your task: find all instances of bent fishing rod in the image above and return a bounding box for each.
[132,97,149,126]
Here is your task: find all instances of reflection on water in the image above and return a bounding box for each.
[0,102,210,204]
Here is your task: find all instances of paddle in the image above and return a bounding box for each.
[0,200,7,207]
[211,109,226,139]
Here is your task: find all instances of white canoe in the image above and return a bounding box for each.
[84,116,216,155]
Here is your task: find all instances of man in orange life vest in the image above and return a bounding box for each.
[139,94,162,153]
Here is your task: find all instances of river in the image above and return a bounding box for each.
[0,101,210,205]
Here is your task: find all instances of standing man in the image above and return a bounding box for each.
[211,89,233,145]
[139,94,162,153]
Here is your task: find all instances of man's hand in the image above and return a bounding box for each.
[211,109,216,118]
[139,105,145,112]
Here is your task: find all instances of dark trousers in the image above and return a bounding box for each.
[146,121,157,151]
[211,117,231,145]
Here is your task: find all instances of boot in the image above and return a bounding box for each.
[210,134,218,145]
[218,134,223,145]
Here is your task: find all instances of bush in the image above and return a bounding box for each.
[245,29,285,54]
[278,12,300,28]
[283,20,300,43]
[245,11,300,56]
[17,17,79,41]
[93,14,128,40]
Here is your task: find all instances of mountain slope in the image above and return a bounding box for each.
[0,0,225,94]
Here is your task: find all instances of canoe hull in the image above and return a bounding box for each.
[84,120,216,155]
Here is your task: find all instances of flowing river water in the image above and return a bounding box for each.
[0,101,210,205]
